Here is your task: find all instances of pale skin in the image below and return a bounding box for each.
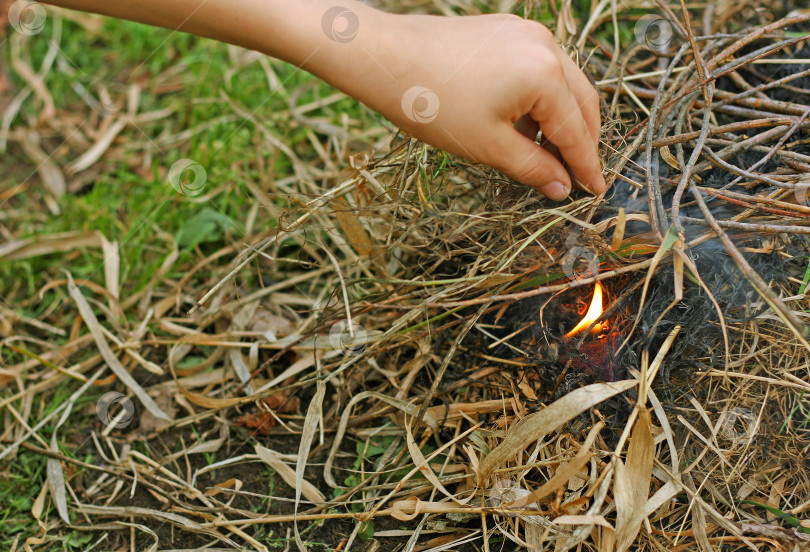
[41,0,607,200]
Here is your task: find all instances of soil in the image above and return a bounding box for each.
[69,416,531,551]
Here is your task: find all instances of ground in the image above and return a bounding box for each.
[3,1,810,552]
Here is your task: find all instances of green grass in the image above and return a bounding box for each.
[0,2,689,549]
[2,12,379,296]
[1,11,379,549]
[0,451,47,543]
[779,390,810,434]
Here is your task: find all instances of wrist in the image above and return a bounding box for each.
[253,4,441,137]
[312,10,436,129]
[284,5,408,113]
[252,2,388,78]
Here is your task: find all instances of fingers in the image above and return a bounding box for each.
[556,53,602,150]
[528,74,605,195]
[523,48,605,195]
[491,124,573,201]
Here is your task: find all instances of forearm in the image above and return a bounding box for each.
[41,1,606,199]
[41,0,402,109]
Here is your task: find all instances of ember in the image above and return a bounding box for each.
[561,331,625,383]
[557,283,625,382]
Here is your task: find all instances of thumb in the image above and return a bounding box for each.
[491,127,572,201]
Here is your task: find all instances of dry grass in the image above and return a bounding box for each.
[2,1,810,551]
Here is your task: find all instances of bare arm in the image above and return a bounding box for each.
[41,0,606,200]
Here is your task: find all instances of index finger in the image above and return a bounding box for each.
[529,68,605,194]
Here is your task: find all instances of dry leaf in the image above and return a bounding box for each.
[228,348,254,395]
[47,438,69,524]
[294,381,327,551]
[19,130,65,199]
[137,386,174,436]
[519,422,603,506]
[67,273,169,420]
[405,419,471,505]
[324,391,441,488]
[615,407,654,552]
[0,231,102,261]
[100,235,120,300]
[478,380,636,485]
[255,445,326,505]
[553,515,613,529]
[205,478,242,497]
[332,197,374,258]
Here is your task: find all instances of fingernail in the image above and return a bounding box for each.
[542,180,569,201]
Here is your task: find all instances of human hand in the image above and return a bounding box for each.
[343,12,606,200]
[40,0,605,202]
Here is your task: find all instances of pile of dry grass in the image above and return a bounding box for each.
[3,1,810,551]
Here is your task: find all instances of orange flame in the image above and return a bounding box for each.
[565,282,605,338]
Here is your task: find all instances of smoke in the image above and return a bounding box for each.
[601,152,810,378]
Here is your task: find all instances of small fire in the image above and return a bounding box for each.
[565,282,605,338]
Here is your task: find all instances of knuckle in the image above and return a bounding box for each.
[490,148,551,185]
[533,49,564,79]
[531,21,556,41]
[590,94,602,118]
[486,147,523,177]
[515,50,561,91]
[502,15,555,43]
[482,141,513,170]
[508,165,541,186]
[509,16,554,39]
[496,13,524,24]
[586,84,602,111]
[497,158,532,183]
[584,100,601,131]
[551,133,582,152]
[550,120,591,150]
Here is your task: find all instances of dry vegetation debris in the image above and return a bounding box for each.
[2,1,810,551]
